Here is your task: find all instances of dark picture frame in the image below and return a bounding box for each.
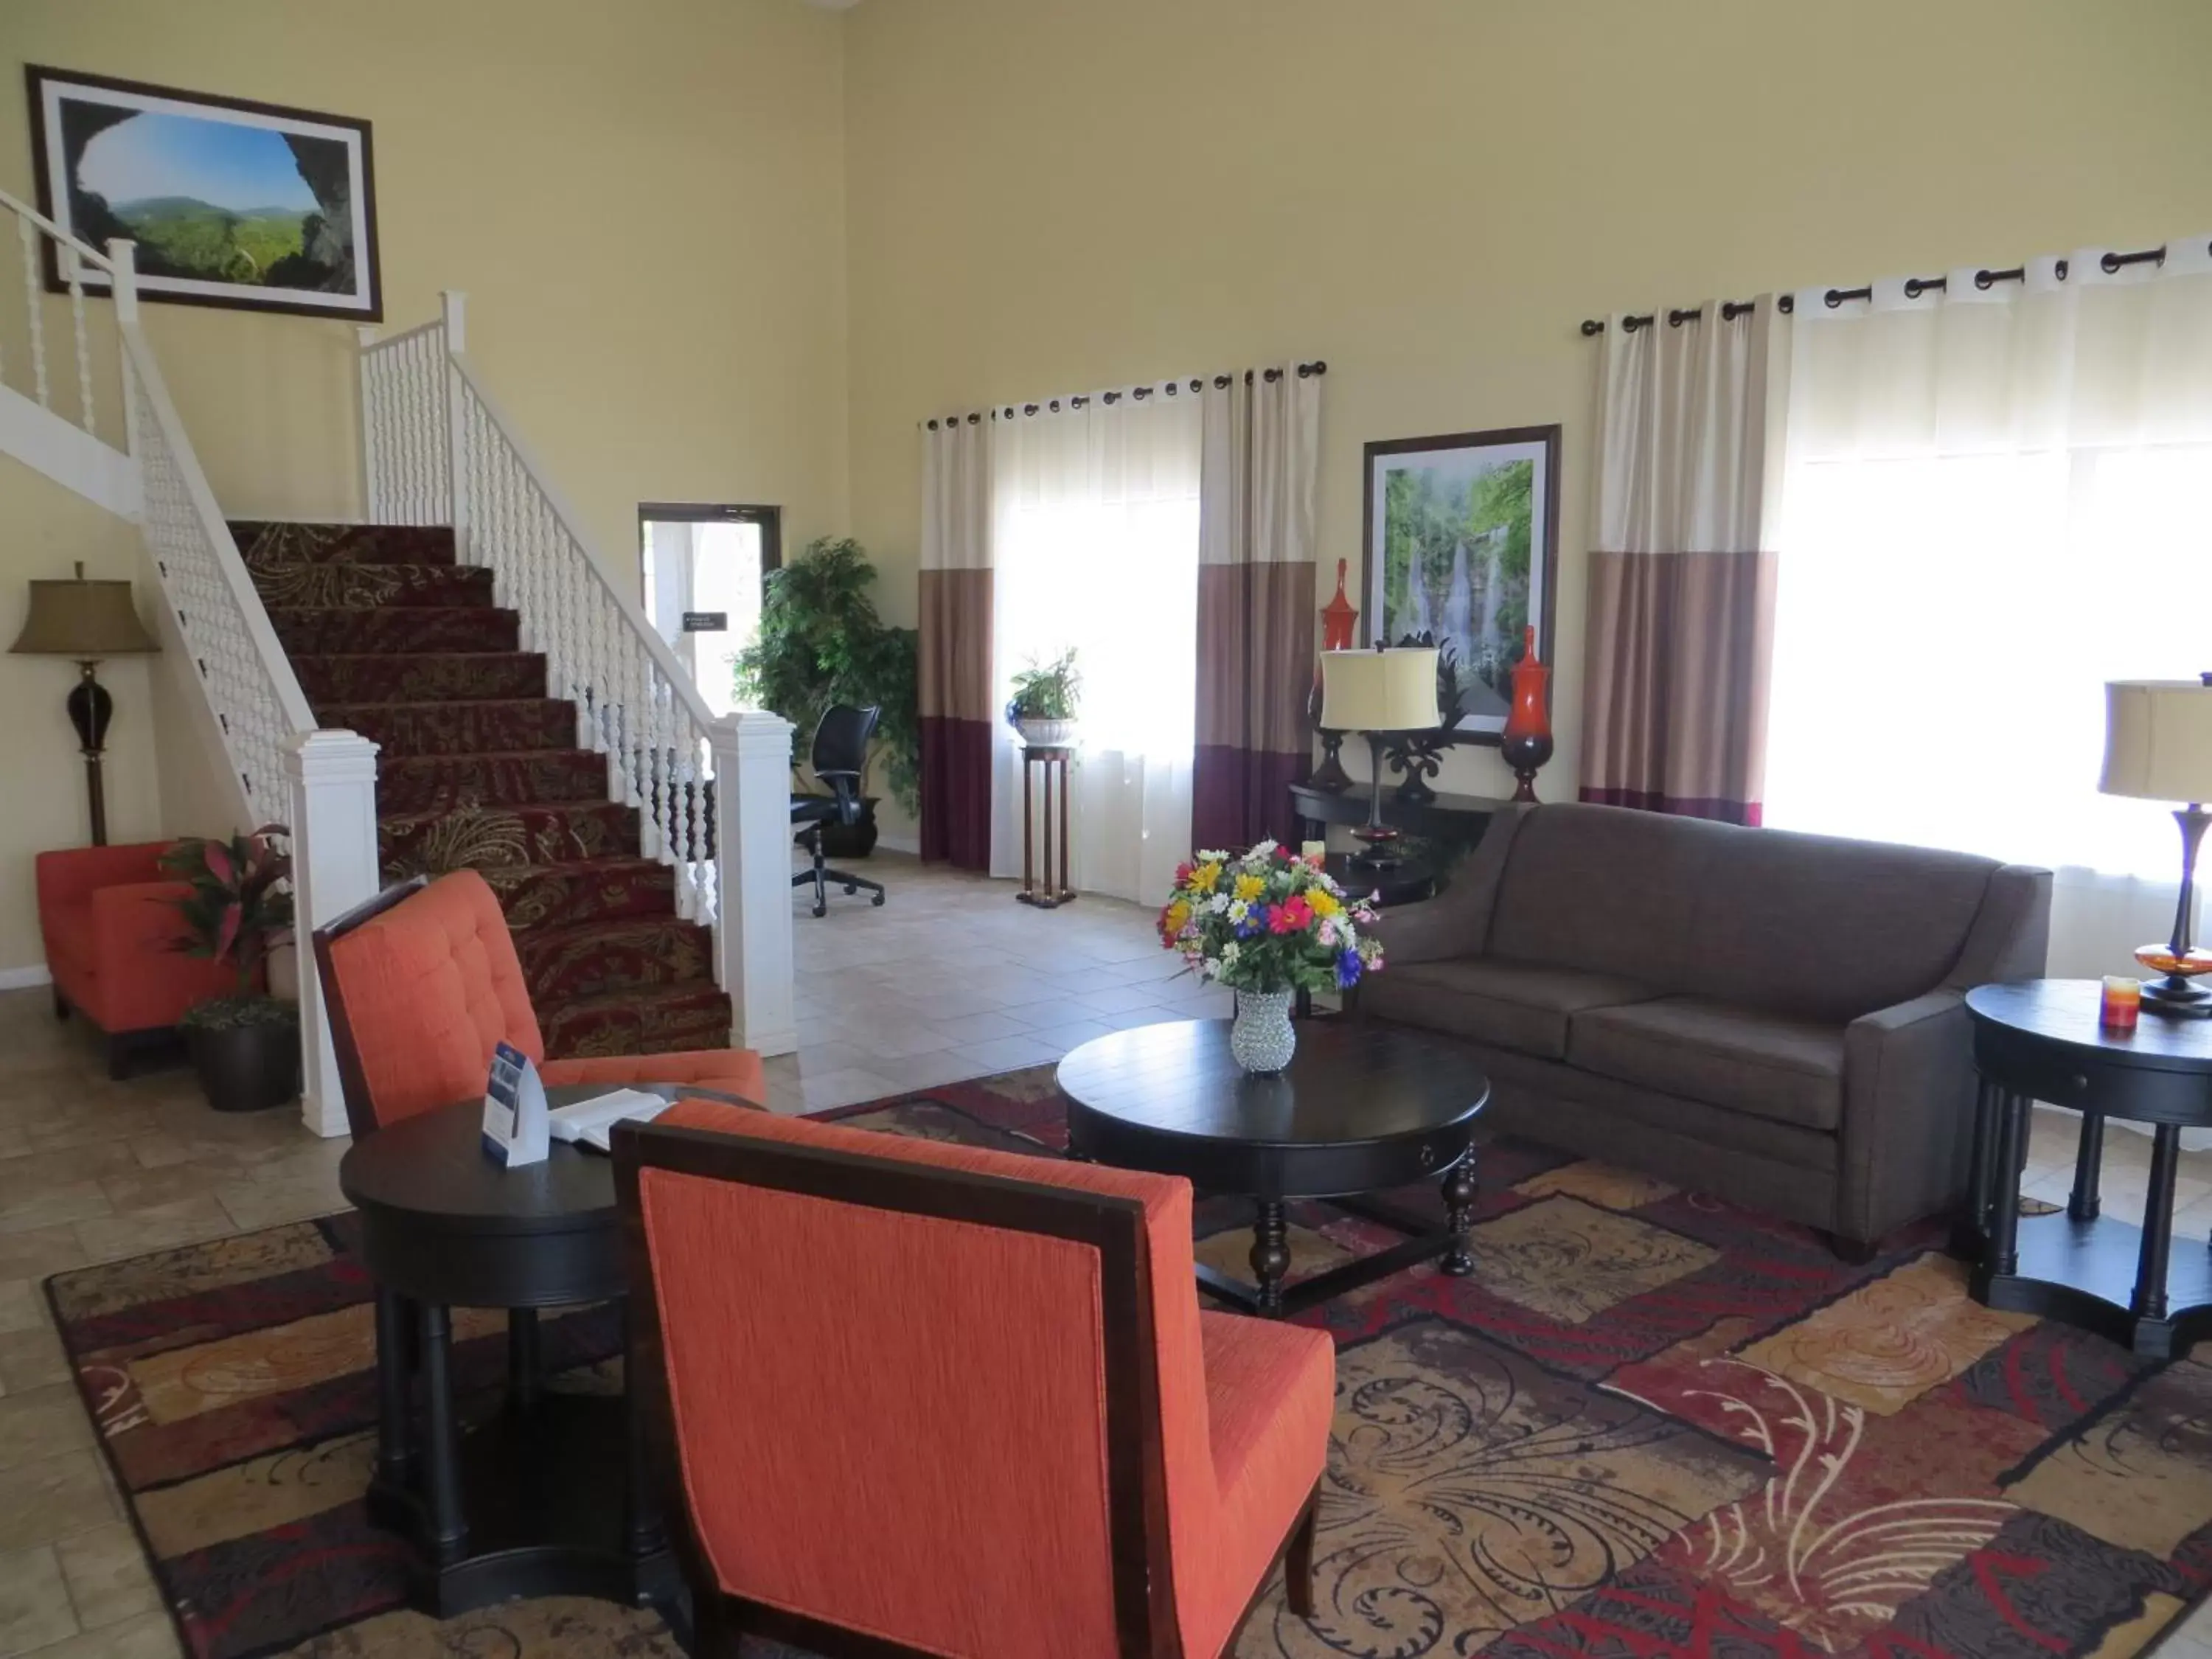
[26,64,381,321]
[1361,424,1561,745]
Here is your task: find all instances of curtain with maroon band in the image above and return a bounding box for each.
[1579,299,1786,827]
[1192,366,1323,852]
[919,415,994,868]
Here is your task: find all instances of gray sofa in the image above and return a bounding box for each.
[1362,802,2051,1254]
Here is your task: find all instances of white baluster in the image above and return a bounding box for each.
[21,218,48,408]
[63,246,93,437]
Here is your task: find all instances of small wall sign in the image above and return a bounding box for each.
[681,611,727,633]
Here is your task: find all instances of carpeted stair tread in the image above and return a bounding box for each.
[247,561,493,611]
[252,518,728,1066]
[269,605,520,655]
[319,698,575,757]
[229,521,456,566]
[293,652,548,706]
[375,750,613,813]
[538,981,734,1062]
[476,858,680,930]
[513,916,714,1004]
[378,799,641,876]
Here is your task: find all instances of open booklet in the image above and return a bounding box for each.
[546,1088,675,1154]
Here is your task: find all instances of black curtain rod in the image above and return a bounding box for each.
[1579,242,2193,337]
[925,361,1327,428]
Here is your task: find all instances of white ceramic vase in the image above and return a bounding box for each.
[1230,988,1297,1075]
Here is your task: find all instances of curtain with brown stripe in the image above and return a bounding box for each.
[919,416,994,868]
[1192,366,1324,852]
[1579,299,1787,827]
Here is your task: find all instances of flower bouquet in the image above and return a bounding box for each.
[1158,842,1384,1074]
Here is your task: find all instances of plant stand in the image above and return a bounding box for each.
[1017,745,1076,910]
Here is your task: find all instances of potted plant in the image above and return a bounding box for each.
[161,826,300,1113]
[1157,842,1385,1074]
[1007,649,1081,747]
[736,537,921,857]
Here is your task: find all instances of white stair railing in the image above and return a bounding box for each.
[0,186,136,513]
[0,191,380,1140]
[358,293,797,1057]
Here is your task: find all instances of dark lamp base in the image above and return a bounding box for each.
[2143,978,2212,1018]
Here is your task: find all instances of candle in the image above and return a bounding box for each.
[2101,975,2141,1032]
[1301,840,1327,867]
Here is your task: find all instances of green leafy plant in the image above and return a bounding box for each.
[1007,649,1082,723]
[735,537,921,815]
[160,826,296,1027]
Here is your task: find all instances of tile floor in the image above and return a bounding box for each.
[0,851,2205,1655]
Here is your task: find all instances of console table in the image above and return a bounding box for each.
[1964,978,2212,1359]
[1290,781,1502,849]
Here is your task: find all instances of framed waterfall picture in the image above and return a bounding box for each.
[26,65,381,320]
[1362,424,1561,743]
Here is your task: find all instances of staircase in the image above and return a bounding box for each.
[238,519,731,1058]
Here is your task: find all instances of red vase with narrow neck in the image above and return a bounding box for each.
[1500,625,1553,802]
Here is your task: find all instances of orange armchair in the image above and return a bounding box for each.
[36,841,239,1078]
[616,1099,1337,1658]
[312,870,764,1141]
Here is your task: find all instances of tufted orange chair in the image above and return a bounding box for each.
[615,1098,1336,1658]
[312,871,764,1140]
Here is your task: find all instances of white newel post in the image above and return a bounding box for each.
[711,711,799,1057]
[286,729,383,1137]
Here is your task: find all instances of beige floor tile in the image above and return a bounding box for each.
[55,1522,164,1632]
[24,1610,180,1659]
[0,1329,67,1397]
[1023,1019,1120,1057]
[949,1034,1064,1074]
[0,1453,119,1553]
[0,1287,44,1340]
[0,1229,87,1286]
[74,1195,237,1265]
[0,1186,111,1241]
[0,1388,95,1473]
[0,1545,76,1655]
[214,1176,346,1235]
[863,1049,992,1093]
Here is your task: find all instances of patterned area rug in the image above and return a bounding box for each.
[236,518,729,1059]
[47,1066,2212,1658]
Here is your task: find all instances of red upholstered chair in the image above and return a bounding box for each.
[311,870,764,1141]
[615,1099,1337,1659]
[36,841,240,1078]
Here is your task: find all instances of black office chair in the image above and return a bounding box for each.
[792,704,887,918]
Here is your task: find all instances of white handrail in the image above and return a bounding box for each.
[0,183,109,270]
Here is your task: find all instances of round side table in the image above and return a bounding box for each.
[1964,979,2212,1359]
[339,1082,740,1618]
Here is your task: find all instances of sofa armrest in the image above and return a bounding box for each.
[1947,863,2053,990]
[35,841,175,913]
[1364,803,1532,968]
[1837,989,1975,1246]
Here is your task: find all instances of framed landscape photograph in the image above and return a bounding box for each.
[27,66,380,320]
[1363,424,1561,742]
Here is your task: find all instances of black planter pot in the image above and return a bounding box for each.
[186,1020,301,1113]
[818,796,880,860]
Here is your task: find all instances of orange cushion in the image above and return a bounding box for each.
[642,1102,1332,1657]
[543,1049,764,1107]
[321,872,545,1130]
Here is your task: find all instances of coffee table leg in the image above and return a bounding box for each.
[507,1307,543,1412]
[2070,1113,2104,1222]
[622,1296,666,1571]
[1441,1153,1478,1276]
[1251,1202,1291,1318]
[418,1304,469,1568]
[1986,1093,2028,1280]
[2134,1124,2181,1324]
[369,1286,415,1518]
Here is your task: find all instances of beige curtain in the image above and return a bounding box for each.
[1580,300,1787,825]
[1192,364,1324,852]
[919,413,993,868]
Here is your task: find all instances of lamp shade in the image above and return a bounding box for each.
[10,568,157,658]
[1321,646,1440,732]
[2101,679,2212,803]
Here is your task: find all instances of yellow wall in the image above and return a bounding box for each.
[841,0,2212,802]
[0,0,850,973]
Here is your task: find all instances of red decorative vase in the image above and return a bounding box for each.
[1499,625,1553,803]
[1307,559,1361,793]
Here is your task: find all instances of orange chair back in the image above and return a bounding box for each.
[313,871,546,1138]
[617,1102,1225,1658]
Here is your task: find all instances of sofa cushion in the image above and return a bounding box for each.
[1363,958,1660,1060]
[1568,995,1846,1132]
[1486,803,2003,1023]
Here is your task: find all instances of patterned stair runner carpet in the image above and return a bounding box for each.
[235,521,730,1060]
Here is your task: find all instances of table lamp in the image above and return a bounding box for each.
[9,563,159,846]
[1321,643,1440,867]
[2101,676,2212,1016]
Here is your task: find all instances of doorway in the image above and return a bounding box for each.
[638,504,780,719]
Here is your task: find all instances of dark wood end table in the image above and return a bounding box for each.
[338,1081,746,1620]
[1017,744,1076,909]
[1964,979,2212,1360]
[1056,1018,1489,1318]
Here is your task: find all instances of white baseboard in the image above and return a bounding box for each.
[0,965,54,992]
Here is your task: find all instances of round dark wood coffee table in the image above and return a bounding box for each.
[1965,979,2212,1358]
[1057,1018,1489,1317]
[339,1081,745,1619]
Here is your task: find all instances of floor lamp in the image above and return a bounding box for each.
[9,564,159,846]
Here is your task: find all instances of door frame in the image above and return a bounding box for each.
[636,501,784,591]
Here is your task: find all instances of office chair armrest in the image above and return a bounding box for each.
[815,769,864,826]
